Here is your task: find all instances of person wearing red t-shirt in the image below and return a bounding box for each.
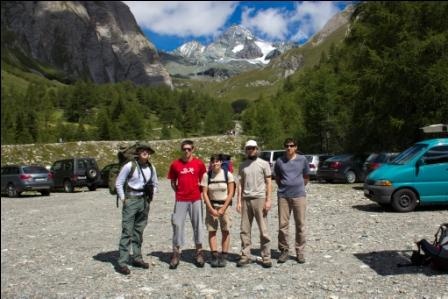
[167,140,207,269]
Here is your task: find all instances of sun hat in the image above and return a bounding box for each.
[136,142,155,154]
[245,140,258,148]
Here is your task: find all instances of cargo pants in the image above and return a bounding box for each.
[117,195,150,267]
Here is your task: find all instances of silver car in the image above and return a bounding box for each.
[1,165,54,197]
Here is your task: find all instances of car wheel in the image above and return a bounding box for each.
[64,180,74,193]
[40,190,50,196]
[86,168,98,180]
[88,185,97,191]
[345,170,357,184]
[391,189,418,212]
[7,184,18,197]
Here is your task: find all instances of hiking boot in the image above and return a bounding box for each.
[115,265,130,275]
[296,253,306,264]
[262,259,273,268]
[169,251,180,269]
[237,257,251,267]
[218,254,227,267]
[132,259,149,269]
[194,250,205,268]
[210,253,220,268]
[277,250,289,263]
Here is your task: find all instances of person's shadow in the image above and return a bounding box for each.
[149,249,240,267]
[93,250,119,268]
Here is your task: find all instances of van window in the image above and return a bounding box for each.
[422,145,448,165]
[393,144,428,165]
[273,151,285,161]
[259,152,271,162]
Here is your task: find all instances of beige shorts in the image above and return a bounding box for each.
[205,207,231,232]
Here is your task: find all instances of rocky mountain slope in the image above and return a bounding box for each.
[161,25,297,80]
[1,1,172,87]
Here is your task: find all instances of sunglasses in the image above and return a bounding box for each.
[182,147,193,152]
[285,144,296,148]
[245,147,256,150]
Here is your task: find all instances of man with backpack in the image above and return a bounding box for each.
[114,143,158,275]
[167,140,207,269]
[201,154,236,267]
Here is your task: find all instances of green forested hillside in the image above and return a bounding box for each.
[240,1,448,152]
[2,2,447,154]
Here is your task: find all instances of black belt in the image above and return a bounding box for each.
[211,200,232,206]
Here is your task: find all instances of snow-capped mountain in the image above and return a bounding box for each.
[171,25,296,66]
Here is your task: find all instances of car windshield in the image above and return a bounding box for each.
[305,155,313,162]
[23,166,48,174]
[391,144,428,165]
[327,154,351,161]
[366,153,380,162]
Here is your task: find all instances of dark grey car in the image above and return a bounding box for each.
[51,158,100,192]
[1,165,54,197]
[317,154,368,183]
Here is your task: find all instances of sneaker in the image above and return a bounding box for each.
[262,259,272,268]
[277,250,289,263]
[296,253,305,264]
[132,259,149,269]
[210,253,220,268]
[194,250,205,268]
[169,251,180,269]
[237,257,251,267]
[218,254,227,267]
[115,265,131,275]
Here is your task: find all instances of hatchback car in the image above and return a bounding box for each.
[305,154,334,179]
[1,165,54,197]
[317,154,368,183]
[51,158,100,192]
[364,138,448,212]
[98,163,120,188]
[362,152,399,178]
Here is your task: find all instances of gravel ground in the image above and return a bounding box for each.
[1,179,447,298]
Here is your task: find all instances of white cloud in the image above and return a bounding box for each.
[290,1,340,42]
[241,7,289,40]
[124,1,238,37]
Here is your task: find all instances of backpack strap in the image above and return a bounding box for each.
[207,168,228,185]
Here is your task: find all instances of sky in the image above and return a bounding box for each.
[124,1,351,52]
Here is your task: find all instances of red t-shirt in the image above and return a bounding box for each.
[167,157,207,202]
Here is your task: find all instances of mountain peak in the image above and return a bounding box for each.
[220,24,254,44]
[172,40,205,59]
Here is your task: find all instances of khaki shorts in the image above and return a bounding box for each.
[205,207,231,232]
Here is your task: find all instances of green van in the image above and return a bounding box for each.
[364,138,448,212]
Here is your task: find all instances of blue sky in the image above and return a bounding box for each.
[124,1,351,52]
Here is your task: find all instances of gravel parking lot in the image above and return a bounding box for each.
[1,179,447,298]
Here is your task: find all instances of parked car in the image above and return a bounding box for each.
[1,165,54,197]
[317,154,368,183]
[305,154,335,179]
[362,152,399,178]
[364,138,448,212]
[98,163,120,188]
[259,150,286,177]
[50,158,100,192]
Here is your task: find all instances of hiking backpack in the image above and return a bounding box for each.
[108,143,154,205]
[207,153,235,199]
[410,223,448,271]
